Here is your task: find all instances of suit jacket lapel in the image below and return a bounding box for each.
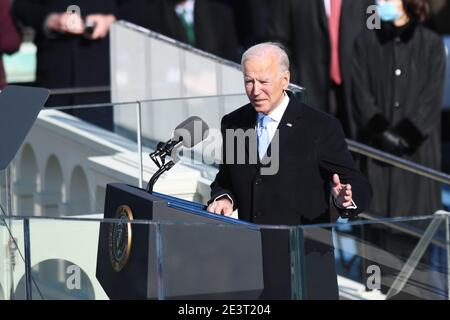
[277,98,304,148]
[237,104,258,169]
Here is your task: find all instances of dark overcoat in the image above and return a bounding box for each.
[352,22,446,216]
[135,0,240,62]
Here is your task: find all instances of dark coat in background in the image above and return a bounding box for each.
[221,0,275,55]
[12,0,124,98]
[0,0,22,88]
[268,0,374,138]
[426,0,450,34]
[210,92,372,299]
[134,0,240,63]
[352,22,446,217]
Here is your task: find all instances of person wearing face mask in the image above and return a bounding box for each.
[352,0,446,299]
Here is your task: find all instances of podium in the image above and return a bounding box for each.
[96,183,305,299]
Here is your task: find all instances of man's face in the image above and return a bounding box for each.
[243,55,290,115]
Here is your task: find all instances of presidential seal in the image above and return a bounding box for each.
[108,205,133,272]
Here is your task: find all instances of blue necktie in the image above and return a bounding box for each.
[258,115,272,160]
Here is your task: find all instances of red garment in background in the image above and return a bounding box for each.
[0,0,22,89]
[329,0,342,85]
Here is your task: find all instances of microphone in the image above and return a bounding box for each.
[153,116,209,160]
[147,116,209,193]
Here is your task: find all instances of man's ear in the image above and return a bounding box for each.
[283,70,290,89]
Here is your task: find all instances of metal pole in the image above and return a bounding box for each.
[446,215,450,300]
[23,218,32,300]
[5,165,12,216]
[155,223,164,300]
[361,224,368,291]
[5,166,15,299]
[290,227,306,300]
[136,102,144,188]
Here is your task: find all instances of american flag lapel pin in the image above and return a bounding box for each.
[287,123,293,127]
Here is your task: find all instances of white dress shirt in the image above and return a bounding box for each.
[256,92,290,144]
[324,0,331,17]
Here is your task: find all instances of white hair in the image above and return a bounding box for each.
[241,42,290,74]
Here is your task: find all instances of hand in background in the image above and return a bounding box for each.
[85,14,116,40]
[374,129,411,156]
[46,12,85,35]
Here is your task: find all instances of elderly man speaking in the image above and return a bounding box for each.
[207,42,372,299]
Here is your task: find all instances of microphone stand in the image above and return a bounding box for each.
[146,137,183,193]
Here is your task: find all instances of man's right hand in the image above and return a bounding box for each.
[207,197,233,216]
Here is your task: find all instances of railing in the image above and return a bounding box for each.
[347,139,450,186]
[49,86,111,96]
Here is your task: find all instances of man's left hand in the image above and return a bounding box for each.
[331,174,353,208]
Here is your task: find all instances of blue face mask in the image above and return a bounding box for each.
[377,1,401,21]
